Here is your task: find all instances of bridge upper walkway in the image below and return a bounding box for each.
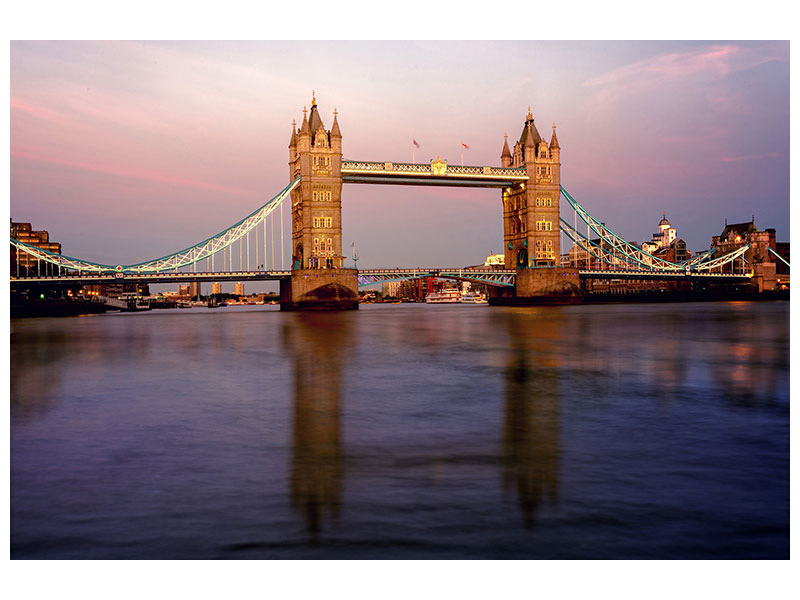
[341,160,528,188]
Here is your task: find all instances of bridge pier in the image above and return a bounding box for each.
[280,269,359,311]
[489,267,582,305]
[754,262,777,292]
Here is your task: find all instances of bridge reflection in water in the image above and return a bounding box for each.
[284,313,349,539]
[281,307,569,537]
[501,309,562,528]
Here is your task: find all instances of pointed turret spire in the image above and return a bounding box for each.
[308,99,324,133]
[331,108,341,138]
[501,133,511,158]
[300,107,310,134]
[524,122,537,148]
[500,132,512,167]
[550,122,560,149]
[518,105,542,152]
[289,120,297,148]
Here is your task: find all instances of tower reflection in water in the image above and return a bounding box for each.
[283,312,354,540]
[501,309,562,527]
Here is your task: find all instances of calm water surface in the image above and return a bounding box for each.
[10,301,789,559]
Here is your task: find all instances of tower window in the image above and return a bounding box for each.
[312,156,331,174]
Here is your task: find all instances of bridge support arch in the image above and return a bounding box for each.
[280,268,360,311]
[488,267,582,305]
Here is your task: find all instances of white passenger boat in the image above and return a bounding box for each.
[459,292,488,304]
[425,289,461,304]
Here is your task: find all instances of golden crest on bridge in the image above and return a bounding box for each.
[431,156,447,176]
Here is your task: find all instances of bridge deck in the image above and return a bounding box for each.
[11,268,751,288]
[578,269,752,281]
[10,271,292,286]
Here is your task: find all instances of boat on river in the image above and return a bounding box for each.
[425,289,461,304]
[460,292,488,304]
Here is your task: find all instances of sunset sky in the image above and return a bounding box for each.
[10,40,790,277]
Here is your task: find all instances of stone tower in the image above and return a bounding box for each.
[288,92,344,270]
[282,93,358,310]
[500,107,561,269]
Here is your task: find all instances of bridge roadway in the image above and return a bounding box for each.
[577,269,752,282]
[11,267,751,288]
[10,270,292,286]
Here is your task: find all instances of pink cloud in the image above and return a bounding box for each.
[12,149,255,197]
[586,45,741,90]
[582,44,782,111]
[11,97,73,128]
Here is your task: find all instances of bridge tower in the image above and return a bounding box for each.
[282,93,358,310]
[501,107,562,268]
[495,107,580,303]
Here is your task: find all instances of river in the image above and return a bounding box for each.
[10,301,789,559]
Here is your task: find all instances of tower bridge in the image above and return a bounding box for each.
[11,94,774,308]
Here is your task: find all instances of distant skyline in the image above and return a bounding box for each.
[10,41,790,278]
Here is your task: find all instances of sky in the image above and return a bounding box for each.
[10,40,790,281]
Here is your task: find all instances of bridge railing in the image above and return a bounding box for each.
[559,186,755,275]
[342,160,528,180]
[358,267,516,288]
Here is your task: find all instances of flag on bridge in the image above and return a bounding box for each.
[461,143,470,149]
[413,139,420,148]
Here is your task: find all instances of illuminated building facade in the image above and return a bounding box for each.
[642,214,677,254]
[10,220,62,277]
[711,218,778,283]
